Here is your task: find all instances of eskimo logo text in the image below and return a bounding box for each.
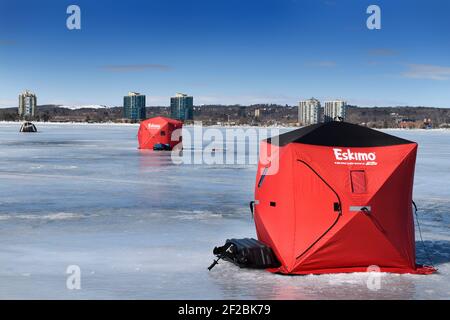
[333,148,377,165]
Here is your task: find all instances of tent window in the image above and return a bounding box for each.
[258,167,269,188]
[160,131,166,136]
[350,170,367,194]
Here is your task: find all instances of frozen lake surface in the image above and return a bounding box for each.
[0,123,449,299]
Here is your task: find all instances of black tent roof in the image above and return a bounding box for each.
[266,122,414,147]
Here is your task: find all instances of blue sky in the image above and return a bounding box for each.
[1,0,449,107]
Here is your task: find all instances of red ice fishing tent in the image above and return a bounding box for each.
[138,116,183,150]
[253,122,436,275]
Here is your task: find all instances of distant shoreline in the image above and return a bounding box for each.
[1,121,449,131]
[2,105,450,128]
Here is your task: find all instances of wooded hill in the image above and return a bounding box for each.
[1,104,449,128]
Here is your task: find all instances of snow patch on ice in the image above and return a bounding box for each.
[0,212,87,221]
[58,105,109,110]
[52,165,78,170]
[172,210,223,220]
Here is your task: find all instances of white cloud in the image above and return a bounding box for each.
[195,94,297,105]
[100,64,171,72]
[402,64,450,81]
[0,99,16,108]
[368,48,398,56]
[345,97,409,107]
[0,40,16,46]
[306,61,337,68]
[59,105,109,110]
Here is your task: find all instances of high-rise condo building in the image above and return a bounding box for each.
[123,92,146,121]
[324,100,347,122]
[298,98,321,125]
[18,90,37,118]
[170,93,193,121]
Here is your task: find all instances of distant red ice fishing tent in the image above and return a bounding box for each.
[138,117,183,150]
[254,122,436,275]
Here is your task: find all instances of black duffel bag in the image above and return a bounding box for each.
[208,238,280,270]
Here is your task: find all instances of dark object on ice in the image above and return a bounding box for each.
[208,238,280,271]
[20,121,37,133]
[153,143,171,151]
